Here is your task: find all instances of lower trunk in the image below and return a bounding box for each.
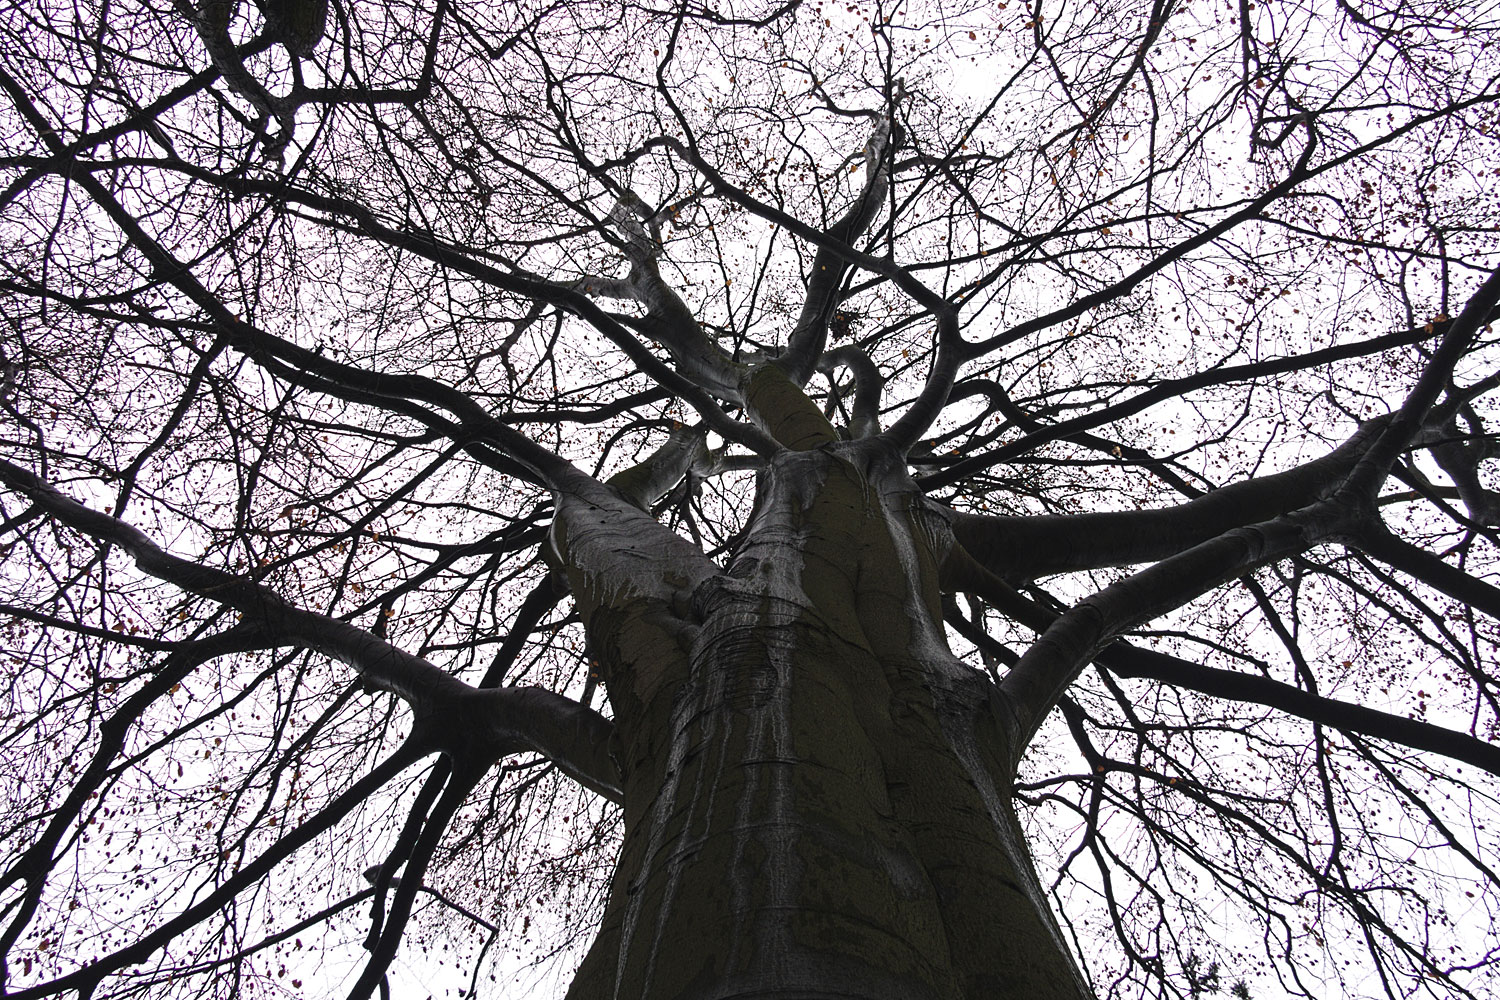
[560,443,1091,1000]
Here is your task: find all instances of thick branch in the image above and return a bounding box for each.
[741,362,839,451]
[1339,267,1500,501]
[818,345,885,438]
[944,556,1500,777]
[950,416,1388,583]
[0,459,624,801]
[189,1,295,153]
[603,189,745,399]
[640,133,963,452]
[550,473,720,618]
[780,106,899,384]
[1352,524,1500,623]
[1422,416,1500,525]
[997,499,1353,755]
[605,422,710,509]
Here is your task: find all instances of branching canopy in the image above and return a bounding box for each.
[2,0,1500,998]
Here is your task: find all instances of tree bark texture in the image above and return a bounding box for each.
[557,440,1090,1000]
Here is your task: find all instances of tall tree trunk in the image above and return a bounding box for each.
[561,441,1091,999]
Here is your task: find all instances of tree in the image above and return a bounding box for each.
[2,0,1499,997]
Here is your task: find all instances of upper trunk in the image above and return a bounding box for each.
[557,441,1091,1000]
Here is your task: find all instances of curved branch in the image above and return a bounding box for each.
[0,624,273,968]
[1339,266,1500,502]
[639,133,963,453]
[944,550,1500,777]
[818,345,886,438]
[959,90,1500,362]
[1421,415,1500,525]
[600,188,745,399]
[0,74,776,459]
[350,764,478,1000]
[605,422,709,509]
[189,1,295,153]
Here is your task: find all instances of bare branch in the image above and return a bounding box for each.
[0,458,624,801]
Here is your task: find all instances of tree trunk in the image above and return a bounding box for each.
[560,441,1091,999]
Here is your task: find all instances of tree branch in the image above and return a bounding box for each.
[920,318,1452,490]
[1338,267,1500,502]
[949,415,1389,583]
[818,345,886,438]
[5,742,428,1000]
[996,497,1353,756]
[1101,644,1500,778]
[0,458,624,802]
[0,76,776,458]
[639,133,964,453]
[943,547,1500,777]
[1351,524,1500,623]
[780,95,901,384]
